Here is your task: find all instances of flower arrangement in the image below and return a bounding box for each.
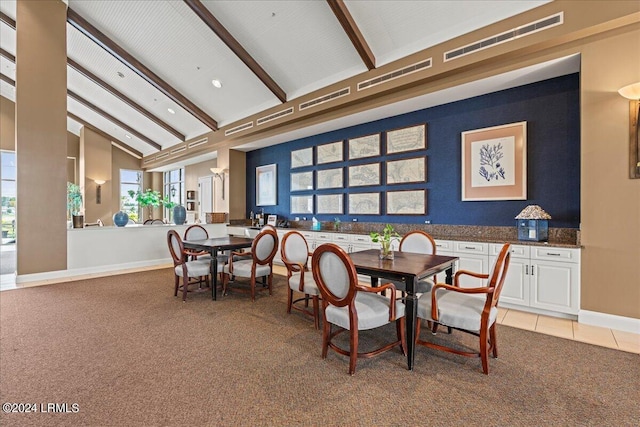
[370,224,400,260]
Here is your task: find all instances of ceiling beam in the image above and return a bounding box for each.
[68,89,162,151]
[326,0,375,70]
[0,72,15,86]
[183,0,287,103]
[67,112,143,158]
[0,47,15,62]
[0,11,16,29]
[67,58,186,141]
[67,7,219,131]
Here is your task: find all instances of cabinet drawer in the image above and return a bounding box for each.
[332,234,350,243]
[315,233,332,241]
[455,241,488,255]
[490,243,530,259]
[350,234,372,244]
[300,231,315,240]
[532,247,579,263]
[434,240,454,253]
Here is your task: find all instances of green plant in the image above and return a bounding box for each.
[334,217,341,230]
[370,224,400,258]
[67,182,83,218]
[128,189,175,220]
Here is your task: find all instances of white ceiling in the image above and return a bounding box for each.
[0,0,555,160]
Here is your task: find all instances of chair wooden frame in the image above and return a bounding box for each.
[312,243,407,375]
[222,228,278,301]
[183,224,210,260]
[396,230,438,295]
[416,243,511,374]
[281,231,321,329]
[167,230,210,301]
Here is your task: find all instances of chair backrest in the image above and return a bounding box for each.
[487,243,511,308]
[251,228,279,265]
[184,224,208,241]
[151,219,165,225]
[280,231,310,268]
[311,243,357,308]
[261,224,277,232]
[399,230,436,255]
[167,230,184,266]
[97,219,104,226]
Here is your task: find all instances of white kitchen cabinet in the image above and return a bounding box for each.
[453,241,489,288]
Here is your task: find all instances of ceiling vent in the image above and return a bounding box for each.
[257,107,294,126]
[300,87,350,111]
[225,121,254,136]
[358,59,432,91]
[170,146,186,155]
[444,12,563,62]
[187,137,208,149]
[156,153,169,161]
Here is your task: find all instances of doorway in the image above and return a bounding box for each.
[198,176,213,222]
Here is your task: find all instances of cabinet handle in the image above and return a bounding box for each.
[546,252,561,256]
[464,246,476,250]
[525,265,529,275]
[531,265,535,276]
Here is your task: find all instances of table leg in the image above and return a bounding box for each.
[211,249,218,301]
[405,275,417,370]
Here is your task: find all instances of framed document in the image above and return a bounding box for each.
[386,189,426,215]
[348,192,380,215]
[348,133,380,159]
[256,164,277,206]
[348,163,380,187]
[316,194,344,214]
[317,167,343,189]
[317,141,343,164]
[386,124,426,154]
[291,147,313,168]
[291,195,314,214]
[290,171,313,192]
[386,157,426,184]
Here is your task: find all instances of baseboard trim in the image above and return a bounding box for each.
[578,310,640,334]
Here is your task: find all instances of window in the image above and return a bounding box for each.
[1,151,16,240]
[120,169,142,222]
[164,168,184,222]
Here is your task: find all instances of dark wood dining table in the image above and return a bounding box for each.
[348,249,458,371]
[183,236,254,300]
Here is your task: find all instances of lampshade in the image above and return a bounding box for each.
[618,82,640,100]
[515,205,551,220]
[94,179,106,185]
[210,168,225,174]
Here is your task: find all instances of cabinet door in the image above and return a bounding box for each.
[497,258,530,306]
[530,261,580,314]
[456,254,488,288]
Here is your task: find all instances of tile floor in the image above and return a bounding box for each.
[1,264,638,355]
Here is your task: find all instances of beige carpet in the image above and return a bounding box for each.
[1,268,638,426]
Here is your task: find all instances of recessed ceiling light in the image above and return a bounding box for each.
[117,71,125,78]
[167,108,175,114]
[125,134,132,139]
[211,79,222,88]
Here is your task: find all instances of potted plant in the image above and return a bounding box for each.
[67,182,84,228]
[370,224,401,260]
[128,189,164,221]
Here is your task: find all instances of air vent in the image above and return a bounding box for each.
[299,87,350,111]
[156,153,169,161]
[170,146,186,155]
[257,107,294,125]
[143,157,154,164]
[357,59,432,91]
[444,12,563,62]
[225,121,254,136]
[187,137,208,149]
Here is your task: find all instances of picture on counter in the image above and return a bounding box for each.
[386,189,426,215]
[348,133,380,159]
[386,124,426,154]
[317,167,343,189]
[291,147,313,168]
[291,195,314,214]
[462,121,527,201]
[317,141,343,164]
[290,171,313,192]
[386,156,426,184]
[348,192,380,215]
[316,194,344,214]
[256,163,277,206]
[348,163,380,187]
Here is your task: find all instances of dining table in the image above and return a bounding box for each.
[183,236,254,300]
[348,249,458,371]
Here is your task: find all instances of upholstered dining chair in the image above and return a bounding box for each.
[167,230,211,301]
[222,228,278,301]
[415,242,511,374]
[280,231,321,329]
[183,224,228,283]
[311,243,407,375]
[390,230,438,296]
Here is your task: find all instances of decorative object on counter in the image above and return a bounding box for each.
[173,205,187,225]
[312,217,321,231]
[370,224,400,260]
[113,211,129,227]
[205,212,227,224]
[67,182,84,229]
[334,217,341,231]
[618,81,640,179]
[515,205,551,241]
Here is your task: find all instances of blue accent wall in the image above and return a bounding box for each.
[246,74,580,228]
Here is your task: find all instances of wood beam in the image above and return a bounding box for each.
[67,7,219,131]
[183,0,287,103]
[68,112,143,158]
[0,11,16,29]
[0,72,15,86]
[0,47,15,62]
[68,89,162,151]
[67,58,186,141]
[326,0,375,70]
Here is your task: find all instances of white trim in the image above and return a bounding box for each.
[578,310,640,334]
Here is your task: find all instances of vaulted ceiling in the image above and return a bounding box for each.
[0,0,552,160]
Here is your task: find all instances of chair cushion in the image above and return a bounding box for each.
[223,260,271,278]
[417,289,497,332]
[288,272,320,295]
[388,278,434,294]
[174,261,210,278]
[325,292,405,331]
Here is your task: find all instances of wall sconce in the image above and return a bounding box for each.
[210,168,227,200]
[94,179,106,204]
[618,82,640,179]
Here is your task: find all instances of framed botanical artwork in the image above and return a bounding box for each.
[348,133,380,159]
[290,195,314,214]
[386,124,426,154]
[386,156,426,184]
[316,194,344,214]
[290,171,313,192]
[291,147,313,168]
[348,192,380,215]
[316,167,343,189]
[461,121,527,201]
[256,164,277,206]
[386,189,426,215]
[348,163,380,187]
[317,141,343,164]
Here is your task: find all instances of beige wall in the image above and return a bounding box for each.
[81,127,112,225]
